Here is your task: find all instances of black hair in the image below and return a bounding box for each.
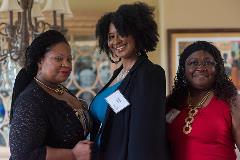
[95,2,159,60]
[167,41,237,109]
[10,30,68,121]
[96,12,114,55]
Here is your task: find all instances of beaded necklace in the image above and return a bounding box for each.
[183,91,211,134]
[34,77,66,95]
[116,69,129,81]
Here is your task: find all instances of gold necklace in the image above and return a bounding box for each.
[34,77,66,95]
[183,91,211,134]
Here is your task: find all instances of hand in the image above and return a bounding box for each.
[72,140,93,160]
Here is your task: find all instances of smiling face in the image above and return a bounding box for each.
[37,42,72,85]
[185,50,217,90]
[107,23,137,59]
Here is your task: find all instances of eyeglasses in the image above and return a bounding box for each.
[46,50,72,64]
[186,60,217,68]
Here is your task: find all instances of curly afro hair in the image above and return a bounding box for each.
[96,2,159,57]
[167,41,237,109]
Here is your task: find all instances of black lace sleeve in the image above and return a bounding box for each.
[9,95,47,160]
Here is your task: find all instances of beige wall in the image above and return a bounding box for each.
[164,0,240,28]
[158,0,240,93]
[67,0,240,93]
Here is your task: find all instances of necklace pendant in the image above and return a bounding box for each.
[183,91,211,134]
[183,125,192,134]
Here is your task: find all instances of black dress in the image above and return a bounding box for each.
[9,81,86,160]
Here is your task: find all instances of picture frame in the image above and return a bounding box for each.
[167,29,240,93]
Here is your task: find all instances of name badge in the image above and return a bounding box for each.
[105,90,130,114]
[166,108,181,124]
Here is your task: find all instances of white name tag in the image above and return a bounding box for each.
[105,90,130,114]
[166,108,181,124]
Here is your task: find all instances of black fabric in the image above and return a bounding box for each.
[9,81,85,160]
[10,68,32,121]
[91,54,169,160]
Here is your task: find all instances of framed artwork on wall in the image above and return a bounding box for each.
[167,29,240,93]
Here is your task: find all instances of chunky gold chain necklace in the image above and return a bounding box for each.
[34,77,66,95]
[183,91,211,134]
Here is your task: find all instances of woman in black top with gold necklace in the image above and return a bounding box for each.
[9,30,92,160]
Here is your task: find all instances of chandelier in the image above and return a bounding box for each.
[0,0,73,64]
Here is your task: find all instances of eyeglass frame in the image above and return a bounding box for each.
[185,59,217,68]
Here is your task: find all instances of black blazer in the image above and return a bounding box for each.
[91,54,169,160]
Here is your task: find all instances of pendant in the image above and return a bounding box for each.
[183,125,192,134]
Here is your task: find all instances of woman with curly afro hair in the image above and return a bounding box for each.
[90,2,169,160]
[166,41,240,160]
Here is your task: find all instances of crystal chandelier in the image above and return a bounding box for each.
[0,0,73,64]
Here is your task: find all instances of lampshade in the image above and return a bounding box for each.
[31,2,44,18]
[42,0,65,12]
[58,0,73,18]
[34,0,45,3]
[0,0,22,12]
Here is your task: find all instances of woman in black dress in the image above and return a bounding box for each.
[9,30,92,160]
